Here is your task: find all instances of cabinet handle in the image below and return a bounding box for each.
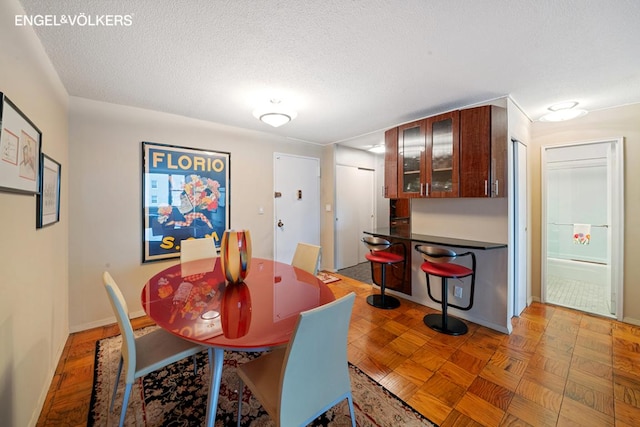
[425,182,429,197]
[484,180,488,196]
[495,180,499,196]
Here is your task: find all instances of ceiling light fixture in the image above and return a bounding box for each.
[548,101,578,111]
[539,101,588,122]
[253,99,297,128]
[368,145,386,154]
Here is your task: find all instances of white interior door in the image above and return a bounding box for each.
[274,154,320,265]
[357,168,375,262]
[335,165,374,269]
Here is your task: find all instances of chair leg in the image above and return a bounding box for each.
[193,354,198,375]
[119,382,132,427]
[236,379,244,427]
[110,355,124,411]
[347,394,356,427]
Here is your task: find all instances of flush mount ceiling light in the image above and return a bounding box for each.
[368,144,386,154]
[539,101,588,122]
[253,99,297,128]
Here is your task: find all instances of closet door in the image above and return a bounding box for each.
[335,165,374,269]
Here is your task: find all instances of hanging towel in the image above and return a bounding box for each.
[573,223,591,245]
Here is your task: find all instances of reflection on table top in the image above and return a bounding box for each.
[141,257,335,351]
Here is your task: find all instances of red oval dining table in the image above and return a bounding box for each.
[141,257,335,427]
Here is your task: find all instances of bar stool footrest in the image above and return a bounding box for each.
[423,313,468,336]
[367,294,400,310]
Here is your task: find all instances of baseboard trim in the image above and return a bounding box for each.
[70,309,148,333]
[30,327,69,427]
[622,316,640,326]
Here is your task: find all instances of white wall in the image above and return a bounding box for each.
[335,144,376,169]
[412,198,509,243]
[0,0,70,425]
[68,97,325,331]
[320,144,337,271]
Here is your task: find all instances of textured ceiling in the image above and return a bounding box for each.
[17,0,640,149]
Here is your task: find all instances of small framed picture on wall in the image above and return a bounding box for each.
[0,92,42,195]
[36,153,61,228]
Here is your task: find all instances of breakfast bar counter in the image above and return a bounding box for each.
[362,227,510,334]
[364,228,507,250]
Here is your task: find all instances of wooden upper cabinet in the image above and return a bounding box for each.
[384,106,506,200]
[397,119,427,198]
[459,105,507,197]
[383,127,398,198]
[425,111,460,198]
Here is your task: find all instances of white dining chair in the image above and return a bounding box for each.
[102,271,211,427]
[236,292,356,427]
[180,237,217,263]
[290,242,321,275]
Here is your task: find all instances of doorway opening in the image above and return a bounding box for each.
[541,139,624,319]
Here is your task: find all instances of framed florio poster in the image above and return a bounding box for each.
[142,141,230,263]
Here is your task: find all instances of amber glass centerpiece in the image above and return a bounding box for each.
[220,229,252,284]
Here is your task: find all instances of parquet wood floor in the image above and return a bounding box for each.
[38,275,640,426]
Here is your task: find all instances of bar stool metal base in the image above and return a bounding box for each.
[367,294,400,310]
[423,313,468,336]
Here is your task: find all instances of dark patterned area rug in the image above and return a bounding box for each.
[89,327,437,426]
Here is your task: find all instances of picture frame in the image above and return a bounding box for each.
[142,141,230,263]
[36,154,61,228]
[0,92,42,195]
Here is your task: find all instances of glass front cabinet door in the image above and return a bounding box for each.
[393,111,460,199]
[425,111,460,198]
[397,119,426,198]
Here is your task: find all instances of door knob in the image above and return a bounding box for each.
[277,219,284,228]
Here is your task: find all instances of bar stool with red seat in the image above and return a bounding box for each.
[414,245,476,335]
[361,236,405,309]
